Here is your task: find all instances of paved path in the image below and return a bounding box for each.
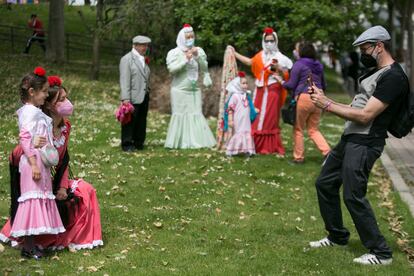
[382,132,414,217]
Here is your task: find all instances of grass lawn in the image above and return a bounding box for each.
[0,54,413,275]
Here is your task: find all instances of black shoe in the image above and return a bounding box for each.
[21,248,42,260]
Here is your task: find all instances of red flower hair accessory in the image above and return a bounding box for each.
[33,66,46,77]
[238,71,246,78]
[183,23,192,28]
[48,76,62,87]
[263,27,274,35]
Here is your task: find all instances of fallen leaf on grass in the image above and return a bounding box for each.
[296,226,304,232]
[87,266,99,272]
[0,243,4,253]
[51,255,60,260]
[153,222,163,228]
[34,270,44,275]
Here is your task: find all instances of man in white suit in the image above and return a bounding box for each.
[119,35,151,152]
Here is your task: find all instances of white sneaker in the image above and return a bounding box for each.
[309,237,338,248]
[353,253,392,265]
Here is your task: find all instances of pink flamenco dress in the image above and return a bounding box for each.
[0,105,65,244]
[224,77,257,156]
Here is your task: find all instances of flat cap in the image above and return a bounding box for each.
[132,35,151,44]
[352,25,391,46]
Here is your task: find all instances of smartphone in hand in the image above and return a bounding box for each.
[307,73,314,94]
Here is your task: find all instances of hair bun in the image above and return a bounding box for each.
[33,66,46,77]
[48,75,62,87]
[238,71,246,78]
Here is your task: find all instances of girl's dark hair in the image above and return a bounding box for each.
[299,42,317,59]
[20,73,47,103]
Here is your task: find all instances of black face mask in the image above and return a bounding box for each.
[360,53,378,68]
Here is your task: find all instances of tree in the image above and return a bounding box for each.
[173,0,375,63]
[47,0,65,63]
[90,0,103,80]
[79,0,124,80]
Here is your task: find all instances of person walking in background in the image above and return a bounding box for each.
[119,35,151,152]
[309,26,409,265]
[228,27,293,155]
[24,14,46,54]
[277,42,331,164]
[164,24,215,149]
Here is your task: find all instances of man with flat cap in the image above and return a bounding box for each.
[119,35,151,152]
[308,25,409,265]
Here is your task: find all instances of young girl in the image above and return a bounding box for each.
[10,67,65,259]
[224,72,257,156]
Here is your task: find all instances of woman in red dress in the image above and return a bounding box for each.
[228,27,293,155]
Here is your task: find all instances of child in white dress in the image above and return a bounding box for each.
[224,72,257,156]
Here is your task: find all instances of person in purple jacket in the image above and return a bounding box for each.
[277,42,331,163]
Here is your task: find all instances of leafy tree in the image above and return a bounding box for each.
[174,0,375,62]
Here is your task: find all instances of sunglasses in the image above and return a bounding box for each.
[264,40,275,43]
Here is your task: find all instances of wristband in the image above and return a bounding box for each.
[323,101,332,111]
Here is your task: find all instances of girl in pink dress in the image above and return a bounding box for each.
[224,72,257,156]
[8,67,65,259]
[1,77,103,251]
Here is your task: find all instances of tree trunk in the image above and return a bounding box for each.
[388,0,396,56]
[85,0,91,5]
[47,0,65,63]
[90,0,103,80]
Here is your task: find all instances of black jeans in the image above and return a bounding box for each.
[24,34,46,53]
[315,139,392,259]
[121,94,149,150]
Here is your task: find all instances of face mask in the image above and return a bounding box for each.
[264,41,276,52]
[360,46,378,68]
[185,38,194,48]
[55,99,73,117]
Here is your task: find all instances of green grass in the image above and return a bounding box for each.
[0,54,413,275]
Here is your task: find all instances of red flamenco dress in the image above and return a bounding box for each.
[250,52,289,155]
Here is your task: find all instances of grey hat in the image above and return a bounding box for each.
[352,25,391,46]
[132,35,151,44]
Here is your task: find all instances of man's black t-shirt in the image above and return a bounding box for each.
[342,62,409,146]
